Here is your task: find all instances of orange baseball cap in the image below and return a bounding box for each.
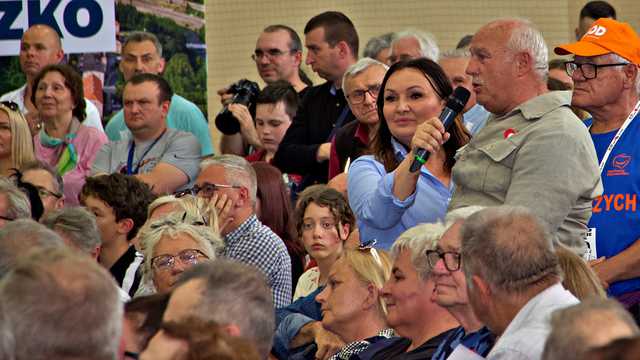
[554,18,640,65]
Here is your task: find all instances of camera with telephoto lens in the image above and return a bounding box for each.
[214,79,260,135]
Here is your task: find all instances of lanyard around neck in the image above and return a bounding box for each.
[592,100,640,174]
[126,129,167,175]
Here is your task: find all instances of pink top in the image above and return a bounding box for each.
[34,124,108,206]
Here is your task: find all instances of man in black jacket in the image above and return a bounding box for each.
[273,11,359,186]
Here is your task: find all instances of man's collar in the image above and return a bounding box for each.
[224,214,259,241]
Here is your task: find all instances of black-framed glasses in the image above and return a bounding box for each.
[251,48,295,62]
[565,61,630,80]
[124,351,139,360]
[174,182,242,199]
[151,249,209,271]
[149,211,208,229]
[0,101,19,112]
[0,215,15,222]
[426,249,461,272]
[347,84,382,104]
[35,186,62,199]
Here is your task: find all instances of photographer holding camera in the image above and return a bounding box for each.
[219,25,311,156]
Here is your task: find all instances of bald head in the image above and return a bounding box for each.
[19,24,64,79]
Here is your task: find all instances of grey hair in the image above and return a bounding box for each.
[460,206,561,293]
[390,222,446,280]
[123,31,163,57]
[0,219,64,278]
[503,18,549,80]
[0,178,30,220]
[363,33,393,59]
[174,259,275,356]
[200,155,258,204]
[444,206,486,227]
[440,48,471,60]
[138,215,223,292]
[391,29,440,62]
[542,297,639,360]
[0,302,13,360]
[605,53,640,94]
[0,247,122,360]
[342,57,389,94]
[20,160,64,195]
[41,207,101,255]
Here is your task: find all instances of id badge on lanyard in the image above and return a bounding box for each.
[584,100,640,261]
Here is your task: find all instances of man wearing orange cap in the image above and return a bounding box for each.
[555,18,640,308]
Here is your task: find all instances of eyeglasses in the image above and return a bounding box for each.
[151,249,209,271]
[251,48,295,62]
[149,211,208,229]
[0,101,19,112]
[565,61,630,80]
[426,249,461,272]
[35,186,62,199]
[0,215,15,222]
[174,182,242,199]
[347,84,382,104]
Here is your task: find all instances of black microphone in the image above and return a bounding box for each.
[409,87,471,172]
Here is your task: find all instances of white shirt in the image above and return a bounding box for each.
[0,84,104,132]
[487,283,579,360]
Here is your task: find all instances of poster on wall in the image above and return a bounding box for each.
[0,0,207,121]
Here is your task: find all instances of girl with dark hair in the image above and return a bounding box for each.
[32,64,107,206]
[252,162,305,290]
[347,58,470,249]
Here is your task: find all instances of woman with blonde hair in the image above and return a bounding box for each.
[137,217,223,294]
[0,101,36,176]
[146,194,220,234]
[556,245,606,300]
[292,247,394,359]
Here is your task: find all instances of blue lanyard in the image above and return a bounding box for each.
[126,129,167,175]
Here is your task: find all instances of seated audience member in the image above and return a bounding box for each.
[328,57,388,186]
[348,58,470,249]
[80,173,157,297]
[430,206,495,359]
[439,49,489,135]
[548,59,574,88]
[244,82,303,194]
[92,73,201,194]
[41,206,101,259]
[0,247,122,360]
[554,18,640,306]
[193,155,292,307]
[252,162,305,289]
[543,297,639,360]
[273,11,359,186]
[162,259,275,358]
[138,217,222,294]
[460,206,579,359]
[0,24,103,134]
[293,185,354,300]
[575,0,616,40]
[106,31,213,156]
[123,293,169,359]
[289,248,393,359]
[585,336,640,360]
[363,33,393,64]
[17,161,64,215]
[0,101,36,176]
[424,18,601,253]
[147,194,220,234]
[220,24,311,156]
[0,218,64,278]
[0,177,31,227]
[141,316,261,360]
[33,64,108,205]
[556,245,606,300]
[388,30,439,64]
[357,224,458,359]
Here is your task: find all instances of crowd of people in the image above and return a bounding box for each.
[1,0,640,359]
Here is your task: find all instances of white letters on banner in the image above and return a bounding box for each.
[0,0,116,56]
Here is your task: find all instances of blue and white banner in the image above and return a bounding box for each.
[0,0,116,56]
